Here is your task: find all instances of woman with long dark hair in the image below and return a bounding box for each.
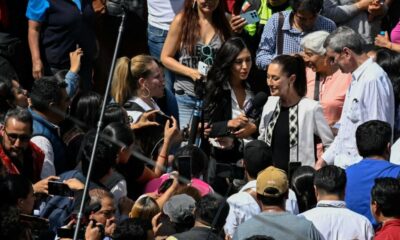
[259,55,334,171]
[161,0,231,129]
[375,49,400,141]
[204,37,256,163]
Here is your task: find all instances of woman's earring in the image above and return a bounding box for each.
[192,0,196,9]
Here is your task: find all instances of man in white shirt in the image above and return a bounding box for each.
[299,165,374,240]
[322,26,394,168]
[224,140,299,239]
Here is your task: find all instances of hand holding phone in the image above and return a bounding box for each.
[240,10,260,25]
[48,181,74,197]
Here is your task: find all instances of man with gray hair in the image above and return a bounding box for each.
[321,26,394,168]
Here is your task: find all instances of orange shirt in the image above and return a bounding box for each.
[306,67,352,126]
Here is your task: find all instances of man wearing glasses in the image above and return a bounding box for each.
[322,26,394,168]
[0,108,60,194]
[0,108,42,181]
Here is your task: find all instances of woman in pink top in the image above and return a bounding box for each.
[145,145,214,196]
[301,31,352,161]
[301,31,352,127]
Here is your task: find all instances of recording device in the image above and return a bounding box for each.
[216,163,245,180]
[240,10,260,24]
[158,178,174,194]
[244,92,269,121]
[48,181,74,197]
[106,0,143,16]
[156,110,172,122]
[188,77,207,146]
[198,61,210,76]
[57,203,103,239]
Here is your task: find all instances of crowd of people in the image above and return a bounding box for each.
[1,0,400,239]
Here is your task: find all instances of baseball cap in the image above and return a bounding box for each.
[256,166,289,197]
[163,194,196,223]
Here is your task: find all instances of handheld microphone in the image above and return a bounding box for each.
[244,92,268,121]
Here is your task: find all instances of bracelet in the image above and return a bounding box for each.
[158,154,167,159]
[389,42,392,50]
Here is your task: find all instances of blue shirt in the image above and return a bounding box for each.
[26,0,82,22]
[255,10,336,70]
[345,159,400,228]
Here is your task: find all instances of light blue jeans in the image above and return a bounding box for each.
[175,93,197,130]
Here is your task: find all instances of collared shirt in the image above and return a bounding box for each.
[299,200,374,240]
[224,180,299,238]
[375,218,400,240]
[126,97,160,123]
[31,121,61,179]
[322,58,395,168]
[255,10,336,70]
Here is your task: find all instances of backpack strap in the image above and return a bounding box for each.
[123,101,146,112]
[276,12,285,55]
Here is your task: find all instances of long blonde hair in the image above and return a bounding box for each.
[111,55,156,105]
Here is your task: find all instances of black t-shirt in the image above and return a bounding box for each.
[271,106,290,173]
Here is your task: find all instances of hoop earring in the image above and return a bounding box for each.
[141,86,151,98]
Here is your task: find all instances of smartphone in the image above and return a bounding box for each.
[158,178,174,194]
[240,10,260,24]
[48,181,74,197]
[177,156,192,184]
[156,111,172,122]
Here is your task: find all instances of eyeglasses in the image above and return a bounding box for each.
[4,129,31,143]
[197,45,215,65]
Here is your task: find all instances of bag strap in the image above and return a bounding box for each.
[314,72,320,101]
[276,12,285,55]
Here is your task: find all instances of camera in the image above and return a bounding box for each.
[106,0,143,16]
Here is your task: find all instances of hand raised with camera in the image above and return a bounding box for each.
[230,14,247,34]
[104,218,116,237]
[85,220,103,240]
[164,116,180,144]
[63,178,84,191]
[33,175,60,194]
[131,109,160,130]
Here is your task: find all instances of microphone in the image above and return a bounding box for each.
[208,92,268,138]
[243,92,269,121]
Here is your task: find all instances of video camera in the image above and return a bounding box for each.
[106,0,143,16]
